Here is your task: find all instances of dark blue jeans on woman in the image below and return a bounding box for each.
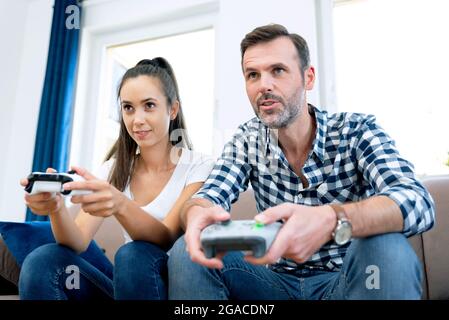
[18,241,168,300]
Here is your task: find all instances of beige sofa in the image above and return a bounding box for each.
[2,175,448,299]
[411,176,449,299]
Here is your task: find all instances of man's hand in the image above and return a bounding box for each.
[244,203,336,265]
[63,166,127,218]
[184,204,231,269]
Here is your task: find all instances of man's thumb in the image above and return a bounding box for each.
[210,207,231,223]
[254,206,286,224]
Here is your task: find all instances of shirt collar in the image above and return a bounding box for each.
[309,104,328,162]
[263,104,328,163]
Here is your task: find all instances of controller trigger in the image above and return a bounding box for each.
[221,219,231,226]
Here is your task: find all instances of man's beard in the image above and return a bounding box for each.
[254,90,304,129]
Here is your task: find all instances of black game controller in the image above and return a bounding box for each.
[24,171,91,196]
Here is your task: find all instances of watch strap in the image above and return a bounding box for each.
[330,203,348,222]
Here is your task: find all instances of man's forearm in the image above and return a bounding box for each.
[180,197,214,230]
[342,195,404,238]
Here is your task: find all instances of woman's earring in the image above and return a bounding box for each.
[135,145,141,155]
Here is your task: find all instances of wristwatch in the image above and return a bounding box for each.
[330,204,352,246]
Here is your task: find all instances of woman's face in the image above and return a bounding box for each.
[119,75,179,150]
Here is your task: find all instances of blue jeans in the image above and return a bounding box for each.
[167,233,423,300]
[19,241,168,300]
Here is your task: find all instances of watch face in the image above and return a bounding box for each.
[335,222,352,245]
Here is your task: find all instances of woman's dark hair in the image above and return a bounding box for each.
[105,57,192,191]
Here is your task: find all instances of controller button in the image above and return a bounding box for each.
[253,221,265,229]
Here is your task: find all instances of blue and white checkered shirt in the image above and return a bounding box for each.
[194,105,435,272]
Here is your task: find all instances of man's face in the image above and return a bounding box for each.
[242,37,314,129]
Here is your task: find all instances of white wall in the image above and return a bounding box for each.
[0,0,27,220]
[0,0,324,221]
[0,0,53,221]
[0,0,26,160]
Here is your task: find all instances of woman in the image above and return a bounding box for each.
[19,58,214,300]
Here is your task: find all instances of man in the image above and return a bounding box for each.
[167,24,435,299]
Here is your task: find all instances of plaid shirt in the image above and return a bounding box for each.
[194,105,435,271]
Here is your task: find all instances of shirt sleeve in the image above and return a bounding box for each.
[354,114,436,237]
[192,124,252,212]
[185,153,216,185]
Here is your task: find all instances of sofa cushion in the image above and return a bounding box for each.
[0,221,113,279]
[421,176,449,300]
[407,234,428,299]
[0,236,20,292]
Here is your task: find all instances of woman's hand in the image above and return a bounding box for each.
[21,168,65,216]
[63,166,127,218]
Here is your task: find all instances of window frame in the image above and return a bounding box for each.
[70,2,219,171]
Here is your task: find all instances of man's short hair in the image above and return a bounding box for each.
[240,24,310,74]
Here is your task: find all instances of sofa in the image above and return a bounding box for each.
[1,175,448,299]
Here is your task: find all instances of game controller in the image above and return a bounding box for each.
[200,219,282,258]
[24,171,92,196]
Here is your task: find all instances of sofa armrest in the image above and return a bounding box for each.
[421,176,449,300]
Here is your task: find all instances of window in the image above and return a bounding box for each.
[92,28,215,168]
[333,0,449,176]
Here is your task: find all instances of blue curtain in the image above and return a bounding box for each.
[26,0,82,221]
